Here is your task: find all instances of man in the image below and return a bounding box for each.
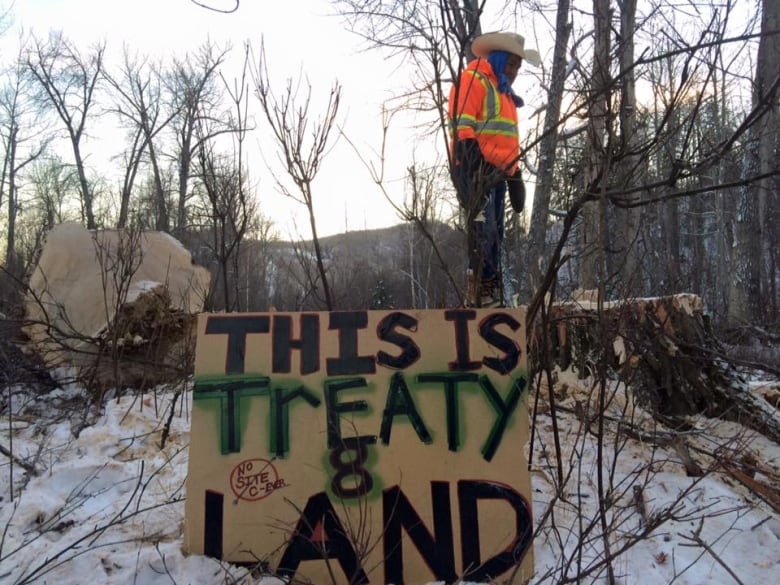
[448,31,540,307]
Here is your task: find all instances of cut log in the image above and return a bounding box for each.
[23,222,210,394]
[531,294,780,445]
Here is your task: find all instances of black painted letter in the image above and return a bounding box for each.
[444,310,481,371]
[383,482,457,585]
[458,480,533,582]
[377,312,420,370]
[277,492,368,584]
[272,314,320,374]
[205,315,270,374]
[327,311,376,376]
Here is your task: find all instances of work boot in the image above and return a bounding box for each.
[479,276,503,308]
[466,271,503,308]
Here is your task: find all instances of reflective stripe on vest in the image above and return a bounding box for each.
[450,71,517,139]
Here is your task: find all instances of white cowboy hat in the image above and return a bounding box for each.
[471,31,541,67]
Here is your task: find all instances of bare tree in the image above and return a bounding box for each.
[610,0,640,296]
[251,40,341,310]
[332,1,777,326]
[577,0,611,294]
[193,148,254,311]
[25,32,104,229]
[237,214,276,311]
[728,0,780,325]
[163,41,231,235]
[0,33,52,272]
[340,108,465,308]
[11,155,80,270]
[192,45,254,312]
[524,0,573,301]
[333,1,490,306]
[26,156,78,228]
[103,48,175,229]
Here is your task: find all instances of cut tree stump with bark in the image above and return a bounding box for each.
[531,293,780,445]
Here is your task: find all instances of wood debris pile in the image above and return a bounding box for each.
[22,222,211,394]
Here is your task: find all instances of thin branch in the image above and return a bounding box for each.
[190,0,239,13]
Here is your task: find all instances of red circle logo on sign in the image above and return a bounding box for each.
[230,458,286,501]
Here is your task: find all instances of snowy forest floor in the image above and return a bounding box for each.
[1,367,779,585]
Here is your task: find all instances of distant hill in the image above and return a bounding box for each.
[261,221,467,310]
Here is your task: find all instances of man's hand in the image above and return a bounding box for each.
[455,138,485,173]
[455,139,504,185]
[507,170,525,213]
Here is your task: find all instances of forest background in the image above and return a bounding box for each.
[0,0,777,328]
[2,3,780,584]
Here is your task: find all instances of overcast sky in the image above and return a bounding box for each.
[1,0,424,238]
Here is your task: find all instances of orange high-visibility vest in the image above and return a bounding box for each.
[448,59,520,174]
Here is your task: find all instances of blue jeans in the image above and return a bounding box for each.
[472,182,506,281]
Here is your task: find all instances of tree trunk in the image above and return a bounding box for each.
[711,64,734,320]
[613,0,640,296]
[729,0,779,325]
[525,0,572,301]
[4,125,18,268]
[579,0,611,292]
[72,139,95,229]
[175,124,193,235]
[663,191,681,292]
[757,0,780,323]
[729,138,762,324]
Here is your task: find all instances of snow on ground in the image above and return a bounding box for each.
[1,378,779,585]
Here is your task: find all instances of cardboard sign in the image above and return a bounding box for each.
[184,309,533,584]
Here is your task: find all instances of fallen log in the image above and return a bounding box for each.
[532,293,780,445]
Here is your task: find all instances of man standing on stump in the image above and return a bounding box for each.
[448,31,540,308]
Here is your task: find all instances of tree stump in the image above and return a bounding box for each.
[531,293,780,444]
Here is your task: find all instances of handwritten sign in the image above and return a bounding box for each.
[184,309,533,584]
